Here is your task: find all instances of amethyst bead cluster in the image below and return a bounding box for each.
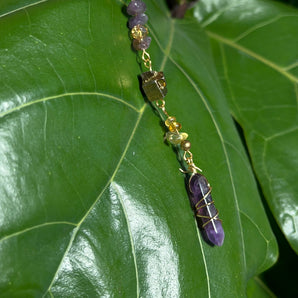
[127,0,151,50]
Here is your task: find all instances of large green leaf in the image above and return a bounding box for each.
[0,0,295,296]
[195,0,298,253]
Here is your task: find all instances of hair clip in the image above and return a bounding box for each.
[126,0,224,246]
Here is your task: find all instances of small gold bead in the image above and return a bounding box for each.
[165,116,176,127]
[131,25,148,40]
[168,121,182,132]
[181,140,191,151]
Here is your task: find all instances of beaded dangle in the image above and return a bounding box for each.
[126,0,224,246]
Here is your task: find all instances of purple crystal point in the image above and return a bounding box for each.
[188,173,224,246]
[127,0,147,16]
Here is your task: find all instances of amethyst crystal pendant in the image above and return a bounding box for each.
[188,173,224,246]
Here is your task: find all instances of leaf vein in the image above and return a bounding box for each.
[168,54,247,273]
[0,92,139,118]
[265,126,298,141]
[0,221,77,243]
[207,30,298,83]
[42,226,79,297]
[234,15,296,42]
[240,211,270,244]
[200,4,234,28]
[43,104,146,294]
[153,16,214,295]
[253,276,276,297]
[284,61,298,71]
[0,0,48,19]
[111,182,140,297]
[76,104,146,228]
[195,222,211,297]
[161,18,175,71]
[240,210,275,274]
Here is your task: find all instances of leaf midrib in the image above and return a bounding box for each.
[206,30,298,83]
[42,103,146,296]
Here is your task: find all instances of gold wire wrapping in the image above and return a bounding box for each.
[194,187,220,227]
[183,150,202,173]
[201,211,220,227]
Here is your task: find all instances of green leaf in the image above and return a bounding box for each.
[195,0,298,253]
[2,0,296,296]
[246,277,276,298]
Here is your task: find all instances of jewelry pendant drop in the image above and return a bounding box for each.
[126,0,224,247]
[188,173,224,246]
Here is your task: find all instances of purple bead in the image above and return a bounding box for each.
[132,36,151,50]
[128,13,148,29]
[188,174,224,246]
[127,0,147,16]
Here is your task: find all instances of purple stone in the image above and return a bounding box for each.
[188,173,224,246]
[128,13,148,29]
[127,0,147,16]
[132,36,151,50]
